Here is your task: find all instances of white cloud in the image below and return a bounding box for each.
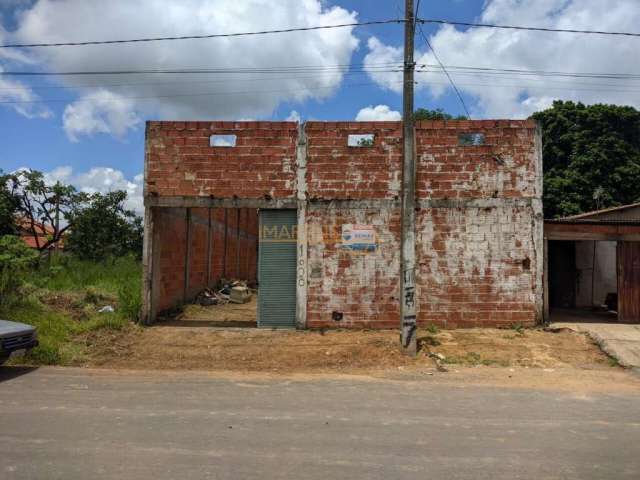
[364,0,640,118]
[10,0,360,138]
[0,23,51,119]
[62,89,141,142]
[355,104,401,121]
[41,165,144,214]
[286,110,301,122]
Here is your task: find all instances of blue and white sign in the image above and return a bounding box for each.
[341,224,376,252]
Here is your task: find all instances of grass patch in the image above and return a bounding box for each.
[1,255,141,366]
[440,350,509,367]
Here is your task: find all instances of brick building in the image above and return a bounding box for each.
[142,120,544,328]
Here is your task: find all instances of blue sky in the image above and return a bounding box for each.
[1,0,639,212]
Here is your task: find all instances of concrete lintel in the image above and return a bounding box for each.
[417,197,536,209]
[545,232,640,241]
[145,196,296,209]
[307,199,400,210]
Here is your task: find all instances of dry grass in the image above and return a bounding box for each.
[82,323,613,374]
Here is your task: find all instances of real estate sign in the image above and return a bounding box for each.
[340,224,376,252]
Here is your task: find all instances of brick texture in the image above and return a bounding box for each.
[306,208,401,329]
[153,206,258,315]
[305,122,403,200]
[146,121,298,199]
[147,120,541,328]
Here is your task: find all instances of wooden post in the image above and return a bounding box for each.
[400,0,417,356]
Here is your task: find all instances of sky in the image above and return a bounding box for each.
[1,0,640,213]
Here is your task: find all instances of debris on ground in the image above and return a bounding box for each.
[193,279,253,306]
[194,288,224,306]
[229,285,251,304]
[97,305,115,313]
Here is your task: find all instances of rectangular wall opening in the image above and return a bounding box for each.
[153,206,259,327]
[548,239,618,323]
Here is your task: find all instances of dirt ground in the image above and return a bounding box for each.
[170,295,257,327]
[82,322,617,375]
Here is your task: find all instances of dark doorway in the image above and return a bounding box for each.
[548,241,577,309]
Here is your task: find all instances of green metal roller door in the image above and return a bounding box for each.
[258,209,297,328]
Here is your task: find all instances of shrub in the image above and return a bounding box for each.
[0,235,38,304]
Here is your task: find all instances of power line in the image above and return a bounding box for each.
[3,61,639,82]
[416,65,640,80]
[418,18,640,37]
[0,63,403,76]
[0,68,397,92]
[0,19,402,48]
[0,79,404,105]
[415,23,471,119]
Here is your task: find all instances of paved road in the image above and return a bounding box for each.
[1,367,639,479]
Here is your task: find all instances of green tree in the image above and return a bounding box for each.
[0,235,38,302]
[66,190,143,261]
[11,169,87,251]
[414,108,466,121]
[0,170,19,235]
[532,101,640,218]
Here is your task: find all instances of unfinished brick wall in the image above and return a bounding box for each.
[415,120,542,327]
[146,121,298,199]
[152,206,258,316]
[153,208,187,313]
[417,205,539,328]
[145,120,542,327]
[416,120,538,199]
[305,122,402,200]
[306,207,401,328]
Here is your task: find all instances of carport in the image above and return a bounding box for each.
[544,203,640,324]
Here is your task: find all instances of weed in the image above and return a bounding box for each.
[425,323,440,335]
[1,255,142,366]
[118,278,142,322]
[511,323,525,335]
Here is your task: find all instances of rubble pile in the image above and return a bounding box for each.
[194,279,253,306]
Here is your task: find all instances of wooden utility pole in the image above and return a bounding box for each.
[400,0,417,356]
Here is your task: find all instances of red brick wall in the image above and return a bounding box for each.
[414,120,540,327]
[153,206,258,315]
[416,205,538,328]
[416,120,539,199]
[186,208,209,299]
[210,208,226,283]
[306,208,401,329]
[305,121,402,200]
[154,208,187,313]
[147,120,541,327]
[146,121,298,199]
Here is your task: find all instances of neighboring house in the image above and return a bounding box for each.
[16,217,64,251]
[545,202,640,323]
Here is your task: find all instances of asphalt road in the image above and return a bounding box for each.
[1,367,639,479]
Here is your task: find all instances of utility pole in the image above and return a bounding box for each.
[400,0,417,356]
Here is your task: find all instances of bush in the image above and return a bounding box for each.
[0,235,38,304]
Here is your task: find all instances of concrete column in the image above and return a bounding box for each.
[141,205,155,325]
[295,122,308,329]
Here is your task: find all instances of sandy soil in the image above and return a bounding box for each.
[82,324,616,376]
[169,295,257,327]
